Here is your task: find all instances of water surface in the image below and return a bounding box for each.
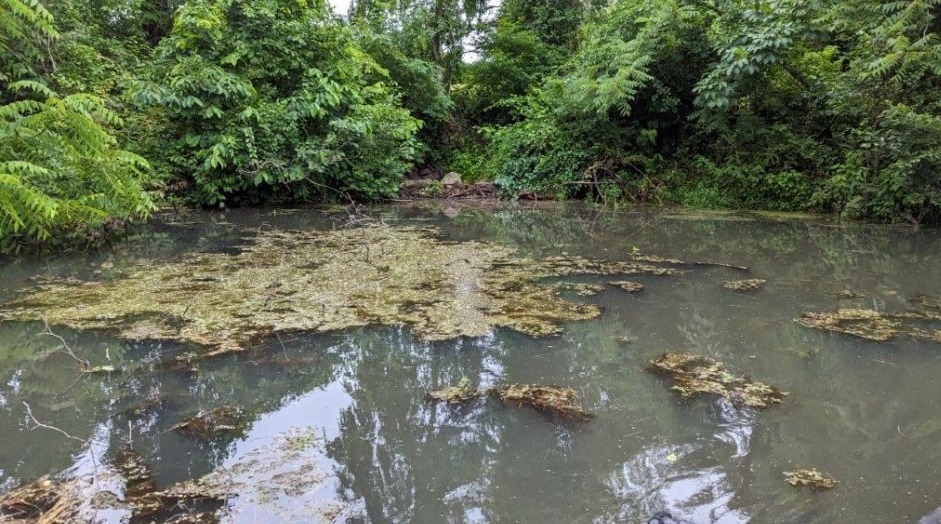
[1,203,940,523]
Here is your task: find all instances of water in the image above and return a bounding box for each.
[1,203,941,523]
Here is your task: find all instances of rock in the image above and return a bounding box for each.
[441,172,463,186]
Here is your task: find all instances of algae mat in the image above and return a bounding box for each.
[0,224,690,355]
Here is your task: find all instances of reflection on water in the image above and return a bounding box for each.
[2,204,941,522]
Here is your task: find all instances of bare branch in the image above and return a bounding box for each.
[22,402,85,444]
[41,323,90,370]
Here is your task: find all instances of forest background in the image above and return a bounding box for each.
[3,0,941,245]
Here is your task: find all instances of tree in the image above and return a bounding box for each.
[0,0,152,243]
[129,0,421,205]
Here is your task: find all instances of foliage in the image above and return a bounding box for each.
[6,0,941,237]
[128,0,420,205]
[476,0,941,223]
[0,0,152,243]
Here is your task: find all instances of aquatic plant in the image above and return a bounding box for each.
[426,381,594,421]
[609,281,645,293]
[426,377,479,404]
[169,407,246,439]
[722,279,767,292]
[0,476,80,523]
[1,224,692,358]
[797,308,941,342]
[648,353,787,408]
[784,468,838,489]
[495,384,594,421]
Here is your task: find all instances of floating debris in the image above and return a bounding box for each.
[631,255,749,271]
[1,225,699,358]
[554,282,606,296]
[425,381,594,421]
[493,384,594,421]
[832,289,867,299]
[137,428,353,522]
[723,279,767,292]
[649,353,787,408]
[911,294,941,312]
[425,377,481,404]
[169,407,246,438]
[796,308,941,342]
[784,468,838,489]
[609,281,645,293]
[0,476,80,523]
[115,449,157,498]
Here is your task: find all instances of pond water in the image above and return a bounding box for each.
[1,203,941,523]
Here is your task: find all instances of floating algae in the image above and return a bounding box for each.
[425,377,481,404]
[426,381,593,421]
[796,308,941,343]
[554,282,606,296]
[15,429,353,523]
[784,468,838,489]
[494,384,594,421]
[132,428,352,523]
[649,353,787,408]
[115,449,157,498]
[0,477,80,523]
[722,279,767,292]
[609,281,645,293]
[1,224,696,357]
[169,407,246,438]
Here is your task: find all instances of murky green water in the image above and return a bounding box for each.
[2,203,941,523]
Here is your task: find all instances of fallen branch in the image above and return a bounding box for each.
[41,323,89,370]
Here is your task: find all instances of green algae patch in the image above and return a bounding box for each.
[426,377,480,404]
[169,407,246,438]
[426,381,594,421]
[723,279,767,292]
[609,281,645,293]
[1,224,693,357]
[494,384,594,422]
[784,468,838,489]
[555,282,606,296]
[649,353,787,408]
[149,429,351,523]
[796,308,941,342]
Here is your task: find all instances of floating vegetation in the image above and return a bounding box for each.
[555,282,606,296]
[723,279,767,292]
[0,476,80,523]
[832,289,867,299]
[134,428,353,522]
[797,308,941,342]
[784,468,838,489]
[426,377,480,404]
[14,428,354,523]
[609,281,645,293]
[169,407,246,438]
[495,384,594,421]
[115,449,157,498]
[426,381,593,421]
[632,254,749,271]
[1,224,699,358]
[649,353,787,408]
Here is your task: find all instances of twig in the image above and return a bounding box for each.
[23,402,85,444]
[41,323,90,370]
